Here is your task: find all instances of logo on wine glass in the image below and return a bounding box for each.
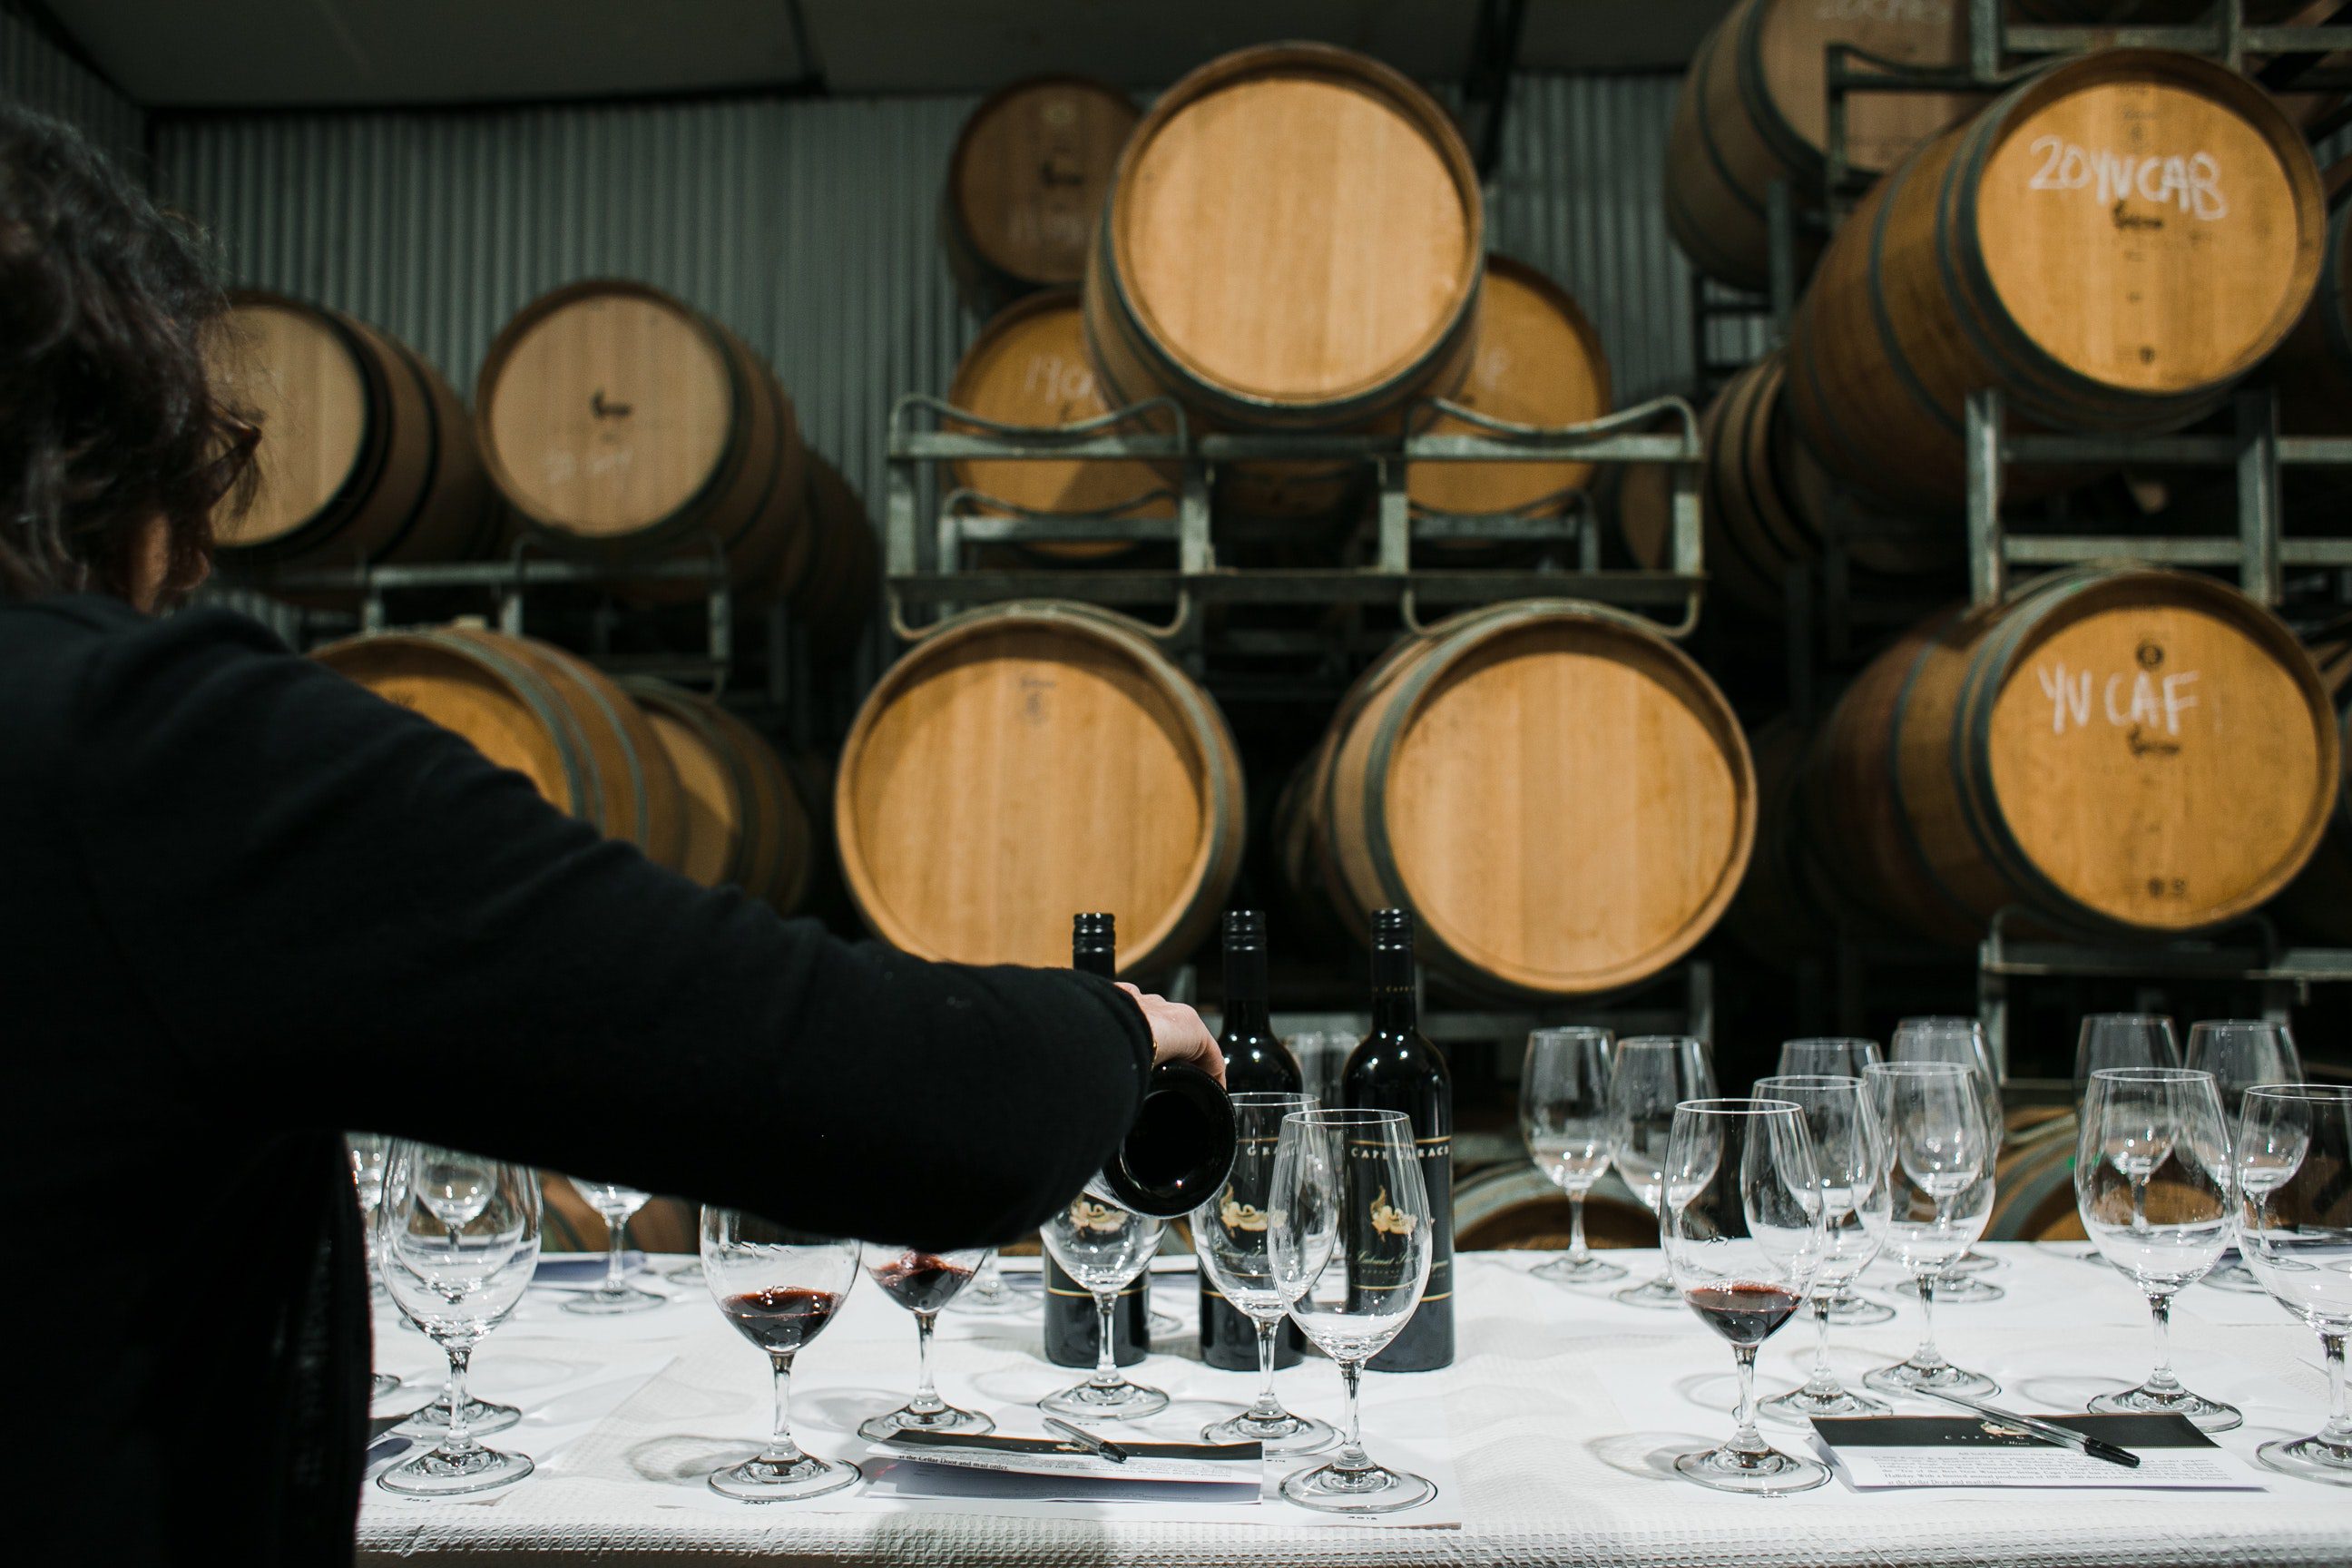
[1068,1199,1126,1234]
[1369,1187,1418,1238]
[1219,1195,1269,1233]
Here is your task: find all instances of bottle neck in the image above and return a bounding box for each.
[1221,944,1269,1035]
[1073,946,1115,980]
[1369,947,1416,1034]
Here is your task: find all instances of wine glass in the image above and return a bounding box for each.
[563,1177,664,1315]
[2187,1020,2303,1293]
[1889,1016,2004,1298]
[857,1246,994,1441]
[1039,1195,1168,1419]
[1755,1075,1890,1422]
[2075,1067,2239,1430]
[1520,1027,1627,1285]
[1661,1099,1830,1495]
[2235,1084,2352,1486]
[1269,1108,1436,1513]
[2079,1013,2183,1079]
[348,1133,403,1399]
[1608,1035,1718,1308]
[946,1249,1031,1316]
[1192,1092,1338,1454]
[376,1144,542,1496]
[1861,1061,2000,1397]
[700,1208,862,1501]
[1778,1038,1882,1076]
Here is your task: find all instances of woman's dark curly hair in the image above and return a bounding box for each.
[0,101,252,602]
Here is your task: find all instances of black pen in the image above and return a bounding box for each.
[1915,1388,2141,1468]
[1044,1416,1129,1464]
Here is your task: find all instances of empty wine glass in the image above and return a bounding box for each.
[377,1144,542,1496]
[2187,1021,2303,1293]
[348,1133,402,1399]
[1192,1092,1338,1455]
[1608,1035,1717,1308]
[857,1246,994,1441]
[701,1208,862,1501]
[563,1177,664,1315]
[946,1249,1030,1316]
[1039,1195,1168,1419]
[2076,1067,2239,1430]
[1269,1108,1436,1513]
[1662,1099,1830,1495]
[1755,1075,1890,1422]
[2236,1084,2352,1486]
[1778,1037,1882,1076]
[1520,1027,1626,1285]
[1861,1061,2000,1398]
[2079,1013,2183,1079]
[1889,1016,2004,1298]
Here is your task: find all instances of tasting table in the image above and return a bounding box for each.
[361,1244,2351,1565]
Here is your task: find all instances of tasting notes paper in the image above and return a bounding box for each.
[1813,1414,2269,1491]
[873,1430,1265,1501]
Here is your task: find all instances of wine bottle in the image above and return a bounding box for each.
[1200,910,1307,1372]
[1340,907,1454,1372]
[1044,912,1151,1368]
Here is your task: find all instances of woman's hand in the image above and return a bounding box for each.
[1116,983,1225,1086]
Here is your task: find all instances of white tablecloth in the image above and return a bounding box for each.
[360,1244,2352,1564]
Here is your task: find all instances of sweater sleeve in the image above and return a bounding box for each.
[61,604,1150,1250]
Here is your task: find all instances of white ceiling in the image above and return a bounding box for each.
[34,0,1732,107]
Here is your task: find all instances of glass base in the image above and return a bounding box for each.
[562,1281,668,1315]
[1612,1273,1683,1310]
[1040,1377,1170,1420]
[395,1396,521,1438]
[858,1401,995,1442]
[2202,1261,2269,1295]
[1864,1357,1999,1397]
[709,1452,862,1502]
[1759,1382,1890,1424]
[1890,1272,2005,1305]
[1821,1289,1897,1327]
[1202,1408,1339,1456]
[1279,1457,1436,1514]
[370,1372,404,1399]
[2089,1382,2242,1432]
[1675,1440,1830,1495]
[1149,1308,1183,1338]
[664,1259,704,1286]
[2257,1434,2352,1485]
[377,1444,533,1497]
[1946,1248,2001,1275]
[1533,1253,1627,1285]
[946,1282,1034,1316]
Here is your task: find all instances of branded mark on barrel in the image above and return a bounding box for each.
[1812,0,1952,22]
[2033,659,2200,740]
[2028,138,2226,220]
[1017,674,1054,725]
[1023,351,1096,407]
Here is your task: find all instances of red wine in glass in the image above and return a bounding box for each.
[871,1253,976,1316]
[1684,1281,1802,1347]
[721,1287,841,1355]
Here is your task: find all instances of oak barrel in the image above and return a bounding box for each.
[2268,157,2352,435]
[1406,255,1612,524]
[475,280,808,602]
[1786,50,2325,514]
[946,289,1176,560]
[1664,0,1979,291]
[789,456,878,651]
[2271,620,2352,942]
[1279,600,1755,1000]
[942,77,1141,317]
[1808,566,2337,946]
[313,625,686,869]
[1452,1166,1658,1252]
[835,602,1245,974]
[1081,43,1484,437]
[208,293,495,570]
[624,681,816,915]
[1722,714,1845,967]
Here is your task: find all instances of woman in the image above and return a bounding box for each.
[0,103,1219,1564]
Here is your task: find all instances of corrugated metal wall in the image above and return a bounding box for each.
[2,9,145,169]
[150,72,1727,512]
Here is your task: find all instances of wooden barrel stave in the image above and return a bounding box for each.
[942,77,1141,317]
[834,602,1245,975]
[2268,156,2352,436]
[2268,622,2352,941]
[625,681,816,915]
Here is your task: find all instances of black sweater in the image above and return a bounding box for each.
[0,594,1152,1565]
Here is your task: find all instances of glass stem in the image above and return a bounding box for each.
[765,1352,805,1464]
[1915,1272,1948,1371]
[1331,1357,1373,1473]
[972,1249,1004,1302]
[2144,1290,2181,1394]
[1803,1294,1839,1397]
[910,1311,943,1413]
[1730,1344,1765,1454]
[2130,1173,2150,1232]
[441,1344,478,1456]
[1567,1191,1591,1265]
[1246,1315,1286,1421]
[1090,1291,1122,1388]
[2321,1332,2352,1445]
[603,1212,628,1295]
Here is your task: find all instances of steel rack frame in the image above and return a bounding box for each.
[882,390,1709,643]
